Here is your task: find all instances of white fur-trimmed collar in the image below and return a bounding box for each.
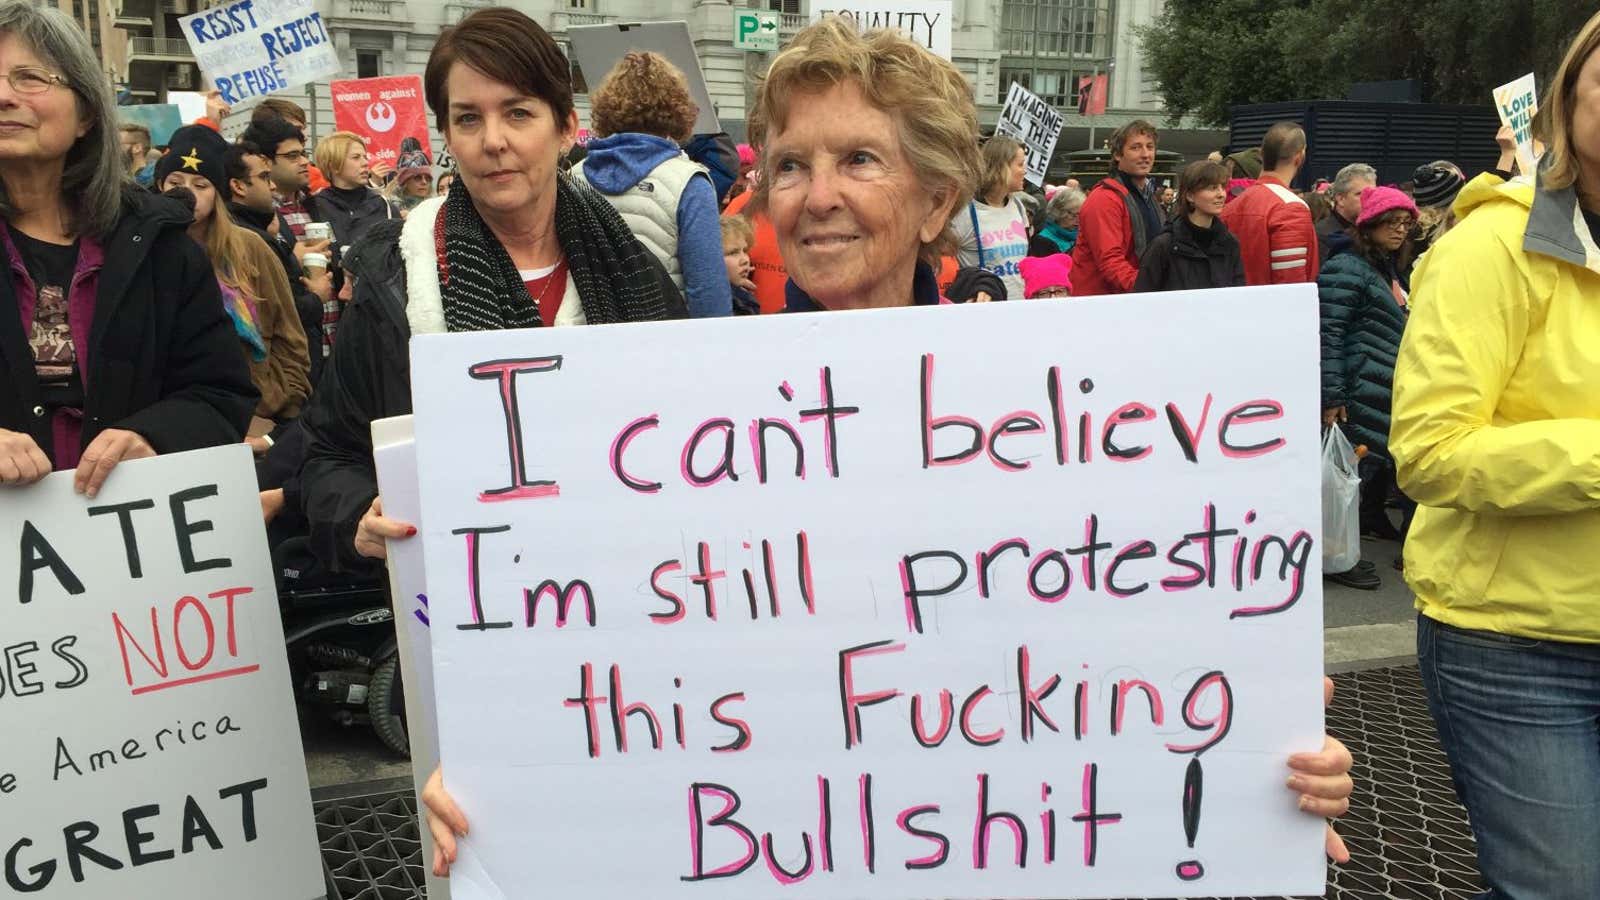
[399,195,448,336]
[398,194,587,331]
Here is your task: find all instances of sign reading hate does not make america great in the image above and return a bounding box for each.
[0,447,322,899]
[411,286,1328,899]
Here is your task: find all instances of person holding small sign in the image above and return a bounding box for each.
[0,2,256,494]
[1393,12,1600,898]
[296,6,682,575]
[950,135,1031,301]
[419,16,1355,878]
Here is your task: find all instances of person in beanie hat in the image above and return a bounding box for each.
[395,164,433,213]
[1317,183,1419,589]
[1411,161,1466,211]
[156,125,311,432]
[1408,160,1466,269]
[1018,253,1073,298]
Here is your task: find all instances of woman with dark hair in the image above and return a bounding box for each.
[1319,185,1418,586]
[1393,12,1600,896]
[573,51,730,318]
[0,1,255,494]
[1134,159,1245,292]
[295,6,682,575]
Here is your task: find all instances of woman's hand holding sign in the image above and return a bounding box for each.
[0,428,51,485]
[354,495,415,560]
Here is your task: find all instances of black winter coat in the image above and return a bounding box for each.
[0,190,257,463]
[296,214,686,576]
[308,186,397,264]
[1318,248,1408,459]
[1133,214,1246,293]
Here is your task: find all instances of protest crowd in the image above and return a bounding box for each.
[0,0,1596,896]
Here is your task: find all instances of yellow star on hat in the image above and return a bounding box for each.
[180,147,202,171]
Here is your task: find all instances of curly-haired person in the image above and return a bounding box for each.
[572,50,732,317]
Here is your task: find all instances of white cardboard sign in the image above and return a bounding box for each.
[180,0,341,106]
[811,0,954,59]
[1492,73,1539,178]
[0,446,322,898]
[411,288,1327,899]
[372,415,450,900]
[996,81,1065,187]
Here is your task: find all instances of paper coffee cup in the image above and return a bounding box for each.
[303,222,332,242]
[302,252,328,276]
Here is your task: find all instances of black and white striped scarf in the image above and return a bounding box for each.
[441,173,672,332]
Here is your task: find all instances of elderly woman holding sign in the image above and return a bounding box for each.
[0,2,255,494]
[296,7,681,575]
[421,17,1354,877]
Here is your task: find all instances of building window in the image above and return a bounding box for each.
[356,50,381,79]
[767,0,799,12]
[568,0,587,8]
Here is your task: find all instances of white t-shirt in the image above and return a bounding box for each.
[951,193,1031,301]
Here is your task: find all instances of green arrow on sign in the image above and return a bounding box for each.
[761,20,776,30]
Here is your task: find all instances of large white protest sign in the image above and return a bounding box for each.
[411,287,1326,899]
[1492,73,1539,178]
[180,0,340,106]
[812,0,953,59]
[996,81,1065,187]
[372,415,450,900]
[0,446,322,898]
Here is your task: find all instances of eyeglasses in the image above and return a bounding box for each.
[1381,218,1416,231]
[276,150,309,161]
[5,66,67,94]
[1034,286,1071,298]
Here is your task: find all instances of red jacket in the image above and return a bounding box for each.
[1218,173,1318,285]
[1071,176,1148,296]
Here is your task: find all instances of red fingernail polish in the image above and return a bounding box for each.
[406,526,418,537]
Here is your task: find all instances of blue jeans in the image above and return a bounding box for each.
[1417,613,1600,900]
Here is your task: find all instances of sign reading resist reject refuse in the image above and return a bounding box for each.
[0,447,322,899]
[412,287,1327,899]
[180,0,340,105]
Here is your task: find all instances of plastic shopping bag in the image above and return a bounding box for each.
[1321,425,1361,574]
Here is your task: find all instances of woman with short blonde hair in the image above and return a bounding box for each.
[309,130,396,297]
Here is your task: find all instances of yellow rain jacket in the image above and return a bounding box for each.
[1391,172,1600,643]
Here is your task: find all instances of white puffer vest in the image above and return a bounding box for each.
[572,153,706,292]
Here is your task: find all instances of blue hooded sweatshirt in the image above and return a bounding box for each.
[578,132,732,318]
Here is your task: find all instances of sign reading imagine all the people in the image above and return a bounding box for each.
[996,81,1066,187]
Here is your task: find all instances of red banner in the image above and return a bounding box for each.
[330,75,431,172]
[1077,73,1109,116]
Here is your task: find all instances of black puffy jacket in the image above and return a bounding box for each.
[1318,247,1408,458]
[0,190,256,463]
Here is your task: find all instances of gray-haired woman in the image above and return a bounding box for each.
[0,1,256,496]
[1030,185,1085,256]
